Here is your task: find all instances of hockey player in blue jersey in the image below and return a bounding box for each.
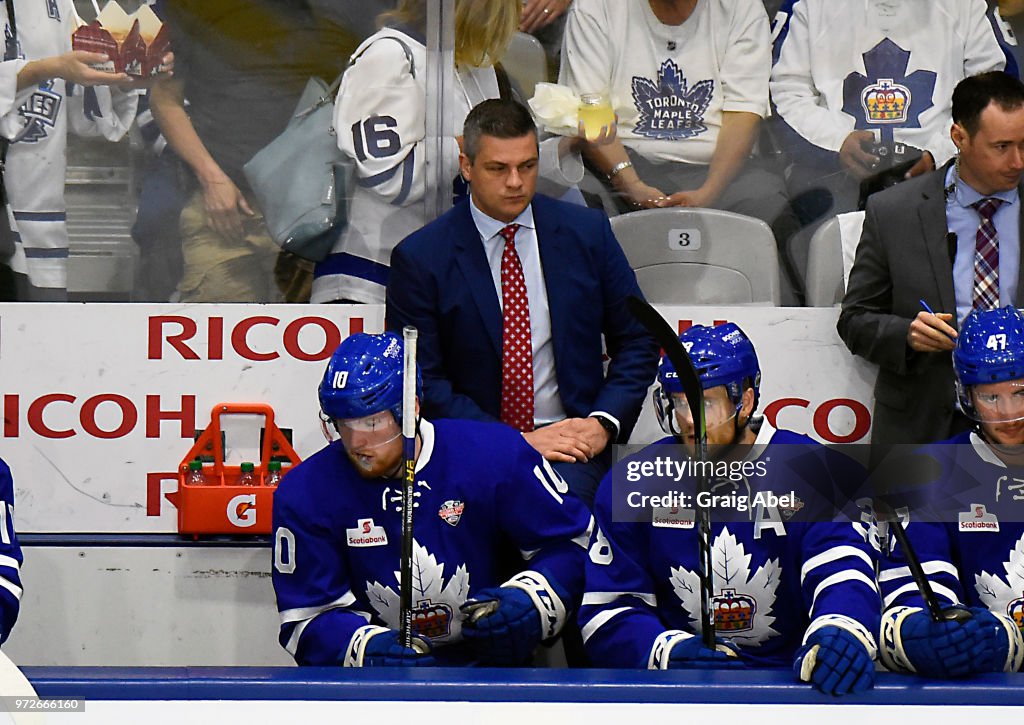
[579,323,880,695]
[0,458,20,643]
[877,306,1024,677]
[271,332,591,667]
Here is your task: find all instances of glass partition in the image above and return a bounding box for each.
[3,1,1023,303]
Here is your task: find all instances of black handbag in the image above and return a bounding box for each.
[0,0,18,260]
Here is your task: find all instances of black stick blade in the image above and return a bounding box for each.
[626,297,707,443]
[626,295,716,648]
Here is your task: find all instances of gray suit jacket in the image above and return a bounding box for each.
[837,163,1024,444]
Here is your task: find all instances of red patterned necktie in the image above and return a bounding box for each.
[972,197,1003,311]
[498,223,535,432]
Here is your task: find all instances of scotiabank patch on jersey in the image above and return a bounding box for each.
[438,499,464,526]
[346,518,388,547]
[959,504,1000,533]
[652,506,695,529]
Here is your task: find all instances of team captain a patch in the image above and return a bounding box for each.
[438,499,464,527]
[347,518,388,547]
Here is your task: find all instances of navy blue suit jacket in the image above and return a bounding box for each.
[386,194,659,441]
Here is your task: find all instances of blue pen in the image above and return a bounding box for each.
[920,299,955,340]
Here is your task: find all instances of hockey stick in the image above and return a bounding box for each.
[627,296,716,648]
[870,451,970,623]
[399,326,419,648]
[886,518,968,622]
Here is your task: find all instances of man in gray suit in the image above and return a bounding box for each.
[839,71,1024,445]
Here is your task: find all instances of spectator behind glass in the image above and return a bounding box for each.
[771,0,1016,227]
[148,1,350,303]
[311,0,600,305]
[520,0,571,68]
[0,0,165,301]
[559,0,804,304]
[313,1,397,44]
[994,0,1024,73]
[130,88,191,303]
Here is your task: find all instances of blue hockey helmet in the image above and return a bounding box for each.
[954,306,1024,418]
[318,332,421,425]
[654,323,761,435]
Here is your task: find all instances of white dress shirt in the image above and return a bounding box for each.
[470,197,567,426]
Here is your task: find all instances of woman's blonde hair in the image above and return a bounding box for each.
[379,0,520,67]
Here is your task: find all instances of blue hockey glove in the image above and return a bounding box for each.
[362,631,435,668]
[794,625,875,695]
[665,635,746,670]
[461,586,542,666]
[881,606,994,678]
[968,607,1024,673]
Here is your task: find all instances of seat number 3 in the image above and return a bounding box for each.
[669,228,701,251]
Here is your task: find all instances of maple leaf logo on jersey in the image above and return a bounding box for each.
[669,526,781,646]
[842,39,936,145]
[631,60,714,141]
[366,540,471,643]
[975,531,1024,632]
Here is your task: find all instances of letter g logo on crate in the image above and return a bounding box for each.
[227,494,258,528]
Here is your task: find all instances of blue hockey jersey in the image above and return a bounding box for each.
[0,459,22,644]
[271,418,592,666]
[580,424,880,669]
[770,0,1017,169]
[878,431,1024,635]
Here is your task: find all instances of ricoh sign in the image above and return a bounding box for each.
[0,305,874,533]
[0,304,383,533]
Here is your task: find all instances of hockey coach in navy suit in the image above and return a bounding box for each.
[386,98,659,508]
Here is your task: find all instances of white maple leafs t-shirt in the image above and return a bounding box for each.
[560,0,771,165]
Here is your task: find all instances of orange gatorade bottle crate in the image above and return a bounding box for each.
[163,403,301,535]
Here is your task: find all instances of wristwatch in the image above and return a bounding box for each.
[590,414,618,440]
